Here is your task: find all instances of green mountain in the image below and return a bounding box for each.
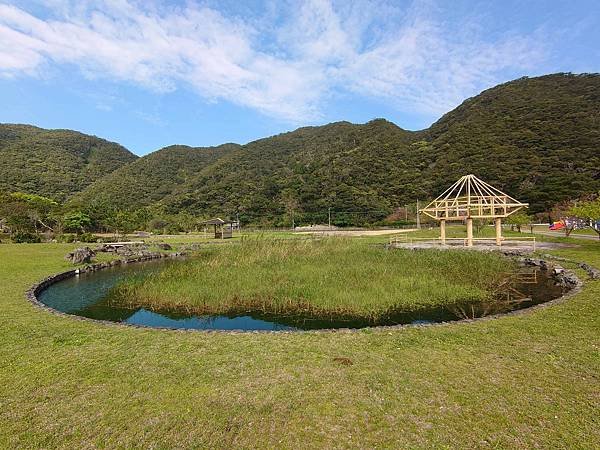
[69,143,240,210]
[2,73,599,224]
[0,124,137,201]
[419,73,600,212]
[162,120,423,224]
[159,73,600,222]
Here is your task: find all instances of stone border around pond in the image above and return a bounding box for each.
[26,251,587,334]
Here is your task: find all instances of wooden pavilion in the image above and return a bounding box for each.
[419,174,528,247]
[202,218,234,239]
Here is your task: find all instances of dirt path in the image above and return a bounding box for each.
[296,229,416,237]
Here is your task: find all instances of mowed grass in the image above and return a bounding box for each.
[0,229,598,448]
[111,238,515,319]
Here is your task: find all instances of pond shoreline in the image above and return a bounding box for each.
[26,251,584,334]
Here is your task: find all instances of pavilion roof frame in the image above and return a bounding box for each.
[420,174,528,221]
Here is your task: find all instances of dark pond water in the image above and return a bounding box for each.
[37,259,567,331]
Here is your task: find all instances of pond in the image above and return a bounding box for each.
[36,258,567,332]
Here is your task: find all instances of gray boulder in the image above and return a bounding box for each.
[65,247,95,264]
[578,263,600,280]
[555,271,580,287]
[97,244,119,253]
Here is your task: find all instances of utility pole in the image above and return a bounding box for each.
[236,212,240,233]
[405,205,408,221]
[328,207,332,230]
[416,199,421,229]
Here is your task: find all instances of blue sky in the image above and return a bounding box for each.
[1,0,598,155]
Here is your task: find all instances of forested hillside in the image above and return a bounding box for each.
[420,73,600,212]
[159,73,600,222]
[162,120,423,224]
[0,125,136,201]
[69,143,240,210]
[2,73,599,225]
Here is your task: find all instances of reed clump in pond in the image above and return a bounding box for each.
[108,238,517,321]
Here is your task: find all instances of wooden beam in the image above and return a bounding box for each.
[419,174,528,223]
[466,217,473,247]
[495,217,502,246]
[440,219,446,245]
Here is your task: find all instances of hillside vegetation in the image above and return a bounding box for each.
[163,120,422,224]
[151,74,597,223]
[70,143,240,210]
[0,124,137,201]
[420,74,600,212]
[1,73,599,224]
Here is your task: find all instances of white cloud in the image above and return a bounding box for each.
[0,1,547,122]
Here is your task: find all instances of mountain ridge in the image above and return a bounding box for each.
[2,73,599,224]
[0,124,137,201]
[69,143,241,210]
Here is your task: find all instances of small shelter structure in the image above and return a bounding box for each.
[202,218,234,239]
[419,174,528,247]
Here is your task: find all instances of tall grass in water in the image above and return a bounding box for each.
[110,238,516,320]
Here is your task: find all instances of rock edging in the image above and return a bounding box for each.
[26,252,185,316]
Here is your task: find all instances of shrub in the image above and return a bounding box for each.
[56,233,77,243]
[164,224,182,235]
[12,231,41,243]
[77,232,99,243]
[95,236,115,243]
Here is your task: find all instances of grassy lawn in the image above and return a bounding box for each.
[111,230,299,243]
[528,225,600,238]
[110,238,514,321]
[0,229,598,448]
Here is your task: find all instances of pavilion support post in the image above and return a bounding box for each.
[466,217,473,247]
[440,219,446,245]
[495,217,502,246]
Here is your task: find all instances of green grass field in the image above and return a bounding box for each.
[0,228,598,448]
[110,238,515,320]
[529,225,600,237]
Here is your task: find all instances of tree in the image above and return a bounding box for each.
[505,211,532,233]
[172,212,197,232]
[131,208,153,231]
[148,217,169,233]
[0,201,34,233]
[550,199,580,237]
[280,189,300,229]
[62,211,92,234]
[570,196,600,239]
[473,219,490,234]
[104,210,136,237]
[9,192,59,232]
[0,192,60,236]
